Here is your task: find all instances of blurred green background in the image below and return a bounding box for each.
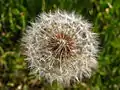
[0,0,120,90]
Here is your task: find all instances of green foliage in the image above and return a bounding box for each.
[0,0,120,89]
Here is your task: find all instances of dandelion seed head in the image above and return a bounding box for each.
[21,10,99,86]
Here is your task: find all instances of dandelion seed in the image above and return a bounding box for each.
[21,10,99,86]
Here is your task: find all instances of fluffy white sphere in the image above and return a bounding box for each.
[21,10,99,86]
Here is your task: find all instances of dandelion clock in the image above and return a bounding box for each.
[21,10,99,86]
